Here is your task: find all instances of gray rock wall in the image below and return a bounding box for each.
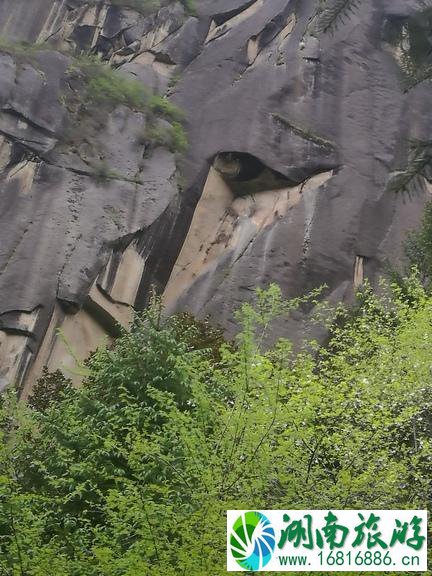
[0,0,430,390]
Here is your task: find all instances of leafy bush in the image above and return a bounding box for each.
[67,57,184,123]
[0,282,431,574]
[0,41,188,170]
[397,5,432,91]
[63,56,187,171]
[137,120,188,153]
[148,94,185,122]
[0,38,46,57]
[28,368,72,412]
[70,57,149,112]
[180,0,196,15]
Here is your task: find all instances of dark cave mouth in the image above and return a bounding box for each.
[212,151,294,196]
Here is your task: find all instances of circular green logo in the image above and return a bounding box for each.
[230,511,275,571]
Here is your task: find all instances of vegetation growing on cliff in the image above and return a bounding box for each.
[62,56,188,172]
[396,3,432,91]
[313,0,363,35]
[67,55,184,123]
[0,281,431,575]
[0,40,188,164]
[136,120,188,153]
[387,139,432,195]
[0,38,46,57]
[404,200,432,282]
[76,0,196,16]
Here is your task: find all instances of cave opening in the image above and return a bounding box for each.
[212,151,293,196]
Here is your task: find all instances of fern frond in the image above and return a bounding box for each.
[387,140,432,194]
[314,0,363,35]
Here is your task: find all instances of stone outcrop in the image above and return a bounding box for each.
[0,0,431,391]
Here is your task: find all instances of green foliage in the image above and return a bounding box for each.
[28,368,72,413]
[63,57,187,175]
[88,159,122,182]
[0,283,431,574]
[405,201,432,281]
[387,139,432,194]
[70,57,149,113]
[0,37,46,58]
[77,61,184,122]
[174,312,227,362]
[181,0,196,15]
[394,4,432,91]
[87,159,143,184]
[67,56,184,129]
[314,0,363,35]
[0,36,189,178]
[138,120,188,153]
[135,92,187,153]
[148,94,184,123]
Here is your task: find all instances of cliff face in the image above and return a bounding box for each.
[0,0,431,391]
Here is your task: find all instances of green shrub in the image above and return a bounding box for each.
[180,0,196,15]
[68,57,184,122]
[63,56,187,167]
[168,121,188,152]
[0,37,45,57]
[138,120,188,153]
[72,57,149,111]
[148,94,185,122]
[89,159,122,182]
[87,159,143,184]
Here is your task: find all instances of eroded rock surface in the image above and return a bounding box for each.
[0,0,431,390]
